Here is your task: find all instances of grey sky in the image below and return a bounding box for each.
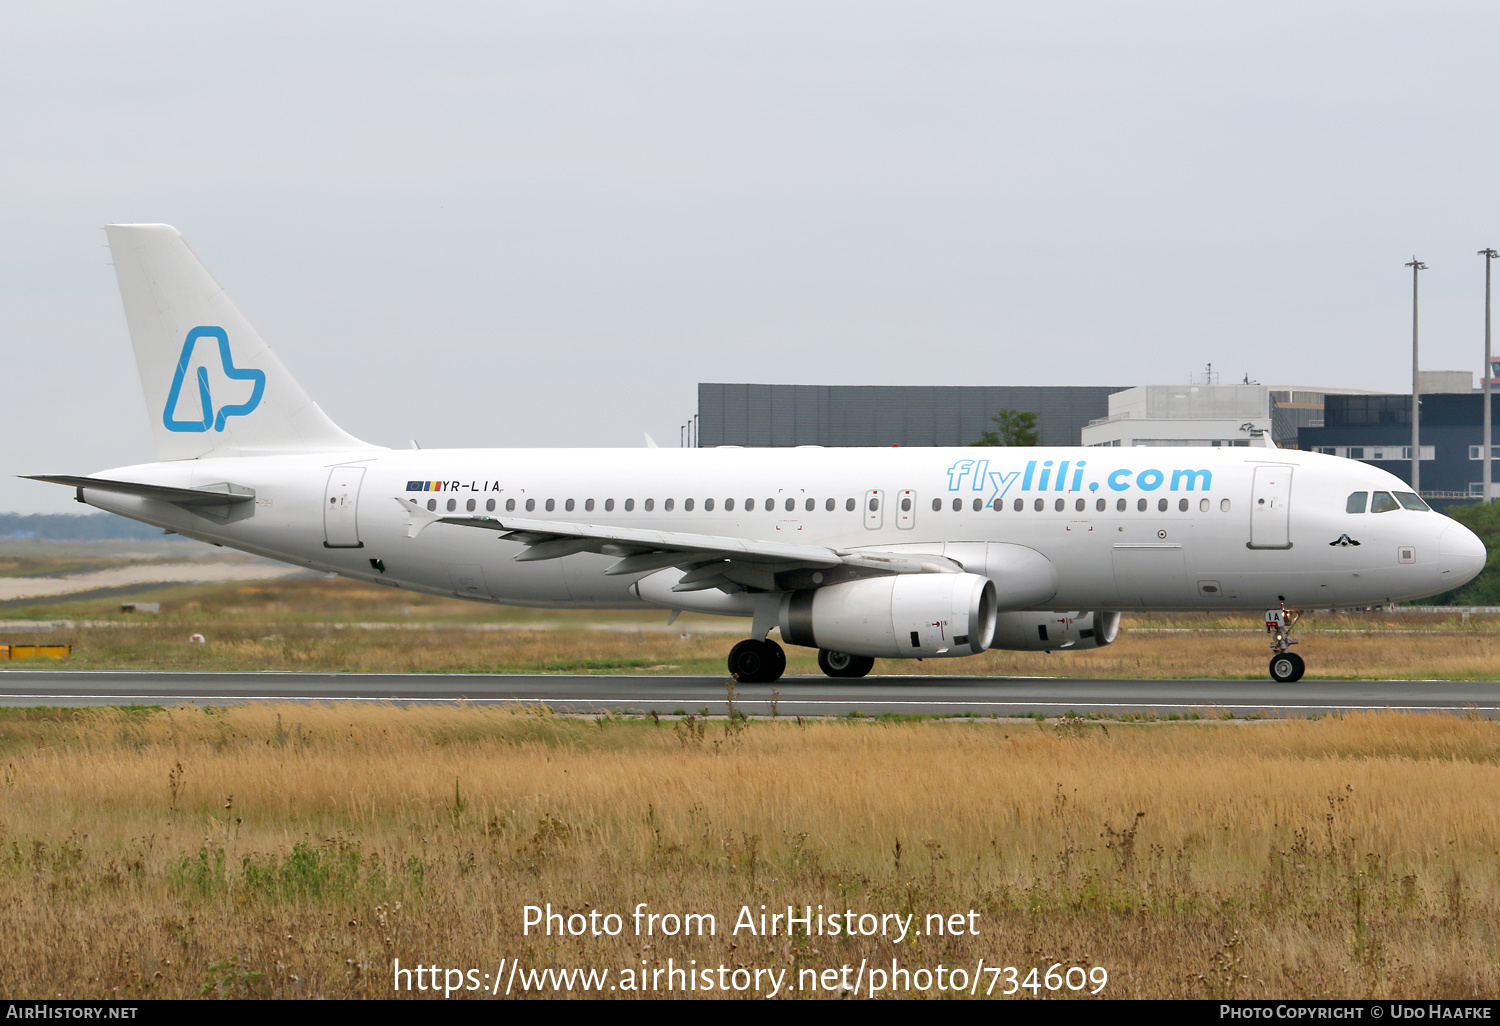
[4,2,1500,513]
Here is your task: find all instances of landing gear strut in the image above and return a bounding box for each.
[818,649,874,679]
[1265,604,1305,683]
[728,638,785,684]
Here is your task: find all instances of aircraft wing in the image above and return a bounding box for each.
[394,497,959,590]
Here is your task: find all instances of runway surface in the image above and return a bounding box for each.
[0,669,1497,717]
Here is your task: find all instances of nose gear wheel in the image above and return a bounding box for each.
[1269,652,1305,683]
[1266,603,1304,682]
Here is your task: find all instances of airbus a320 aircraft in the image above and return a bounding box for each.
[27,225,1489,684]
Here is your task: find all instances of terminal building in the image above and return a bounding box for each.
[697,381,1363,451]
[696,376,1498,507]
[695,384,1120,449]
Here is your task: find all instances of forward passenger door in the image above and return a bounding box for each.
[1248,465,1293,550]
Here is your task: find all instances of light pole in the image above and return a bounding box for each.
[1482,249,1497,502]
[1406,257,1427,493]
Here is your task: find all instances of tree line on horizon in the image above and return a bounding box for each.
[0,512,175,541]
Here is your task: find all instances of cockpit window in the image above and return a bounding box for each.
[1370,491,1400,513]
[1346,492,1367,513]
[1393,491,1430,511]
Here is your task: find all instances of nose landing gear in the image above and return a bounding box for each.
[1265,604,1305,683]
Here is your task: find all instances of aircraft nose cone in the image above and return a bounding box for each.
[1439,523,1488,588]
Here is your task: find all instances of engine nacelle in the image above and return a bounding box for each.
[779,573,997,658]
[989,610,1121,652]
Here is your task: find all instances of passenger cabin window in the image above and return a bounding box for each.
[825,498,835,511]
[724,498,734,511]
[426,499,437,511]
[624,499,635,511]
[1157,498,1168,512]
[525,498,536,512]
[684,498,693,511]
[901,496,912,512]
[1033,498,1044,511]
[506,498,516,512]
[645,498,656,511]
[785,498,795,512]
[545,499,555,512]
[447,499,457,512]
[664,498,674,511]
[1137,498,1147,512]
[704,498,714,511]
[1370,491,1400,513]
[466,499,476,512]
[1346,492,1368,514]
[1394,491,1431,511]
[974,498,984,512]
[486,499,496,512]
[605,498,615,511]
[1116,498,1126,512]
[1014,498,1024,512]
[745,498,755,511]
[845,498,856,511]
[585,498,594,512]
[766,498,775,510]
[564,498,574,512]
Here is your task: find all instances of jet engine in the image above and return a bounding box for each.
[779,573,997,658]
[989,610,1121,652]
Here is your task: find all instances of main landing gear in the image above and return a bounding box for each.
[727,638,785,684]
[726,641,877,682]
[1265,603,1305,683]
[818,649,874,679]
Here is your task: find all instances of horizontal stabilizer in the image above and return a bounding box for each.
[25,475,255,506]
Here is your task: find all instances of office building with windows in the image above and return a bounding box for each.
[1298,392,1500,504]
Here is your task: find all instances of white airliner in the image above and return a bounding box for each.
[27,225,1488,684]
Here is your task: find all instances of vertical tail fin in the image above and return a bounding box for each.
[105,224,377,460]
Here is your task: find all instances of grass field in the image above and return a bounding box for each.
[0,704,1496,999]
[2,576,1499,679]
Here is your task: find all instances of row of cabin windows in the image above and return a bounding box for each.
[926,496,1230,513]
[1345,490,1431,514]
[425,494,1232,515]
[426,496,864,514]
[924,498,1230,513]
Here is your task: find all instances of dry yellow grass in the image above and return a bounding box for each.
[0,704,1497,998]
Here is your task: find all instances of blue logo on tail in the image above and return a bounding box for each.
[163,326,266,433]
